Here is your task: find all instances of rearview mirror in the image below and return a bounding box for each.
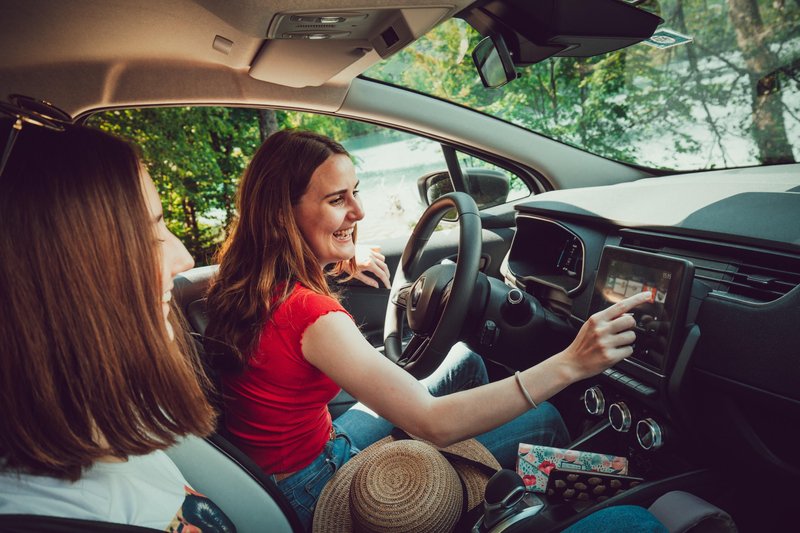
[472,34,518,88]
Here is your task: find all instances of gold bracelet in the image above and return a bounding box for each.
[515,371,538,409]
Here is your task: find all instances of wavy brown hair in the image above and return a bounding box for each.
[0,120,215,481]
[205,130,356,369]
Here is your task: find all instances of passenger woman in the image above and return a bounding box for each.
[205,129,652,530]
[0,118,234,531]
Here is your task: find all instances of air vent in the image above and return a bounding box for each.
[730,262,800,301]
[619,230,800,303]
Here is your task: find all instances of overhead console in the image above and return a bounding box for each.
[250,6,453,87]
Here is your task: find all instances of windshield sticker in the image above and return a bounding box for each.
[642,29,694,49]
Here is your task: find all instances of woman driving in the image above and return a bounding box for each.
[205,129,652,530]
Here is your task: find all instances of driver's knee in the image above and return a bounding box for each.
[422,343,488,396]
[527,401,570,448]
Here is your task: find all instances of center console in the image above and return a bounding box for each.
[470,245,718,531]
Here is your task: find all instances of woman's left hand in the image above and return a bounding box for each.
[348,245,391,288]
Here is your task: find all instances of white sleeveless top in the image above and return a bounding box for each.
[0,450,234,531]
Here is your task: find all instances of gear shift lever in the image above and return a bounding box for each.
[476,469,543,531]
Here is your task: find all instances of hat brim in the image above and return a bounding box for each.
[312,435,499,533]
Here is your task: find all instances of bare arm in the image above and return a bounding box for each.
[302,291,652,447]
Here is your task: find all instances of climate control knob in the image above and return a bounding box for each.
[583,387,606,416]
[636,418,664,450]
[608,402,632,432]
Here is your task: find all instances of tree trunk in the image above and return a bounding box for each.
[183,195,200,256]
[258,109,279,142]
[208,129,237,229]
[674,0,730,164]
[727,0,795,164]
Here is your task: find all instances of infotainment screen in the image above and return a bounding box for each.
[589,247,694,375]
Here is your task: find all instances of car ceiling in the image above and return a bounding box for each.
[0,0,473,117]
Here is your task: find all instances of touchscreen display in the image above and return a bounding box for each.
[590,247,692,374]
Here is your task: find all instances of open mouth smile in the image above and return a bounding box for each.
[333,228,354,242]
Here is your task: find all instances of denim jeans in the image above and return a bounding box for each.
[563,505,668,533]
[275,431,354,530]
[279,344,570,531]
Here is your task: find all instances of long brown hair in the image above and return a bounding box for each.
[0,120,216,481]
[205,130,356,369]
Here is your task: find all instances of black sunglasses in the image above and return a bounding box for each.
[0,94,72,177]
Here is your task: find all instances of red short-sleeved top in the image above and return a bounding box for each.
[222,283,349,474]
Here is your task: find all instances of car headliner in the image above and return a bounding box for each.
[0,0,473,117]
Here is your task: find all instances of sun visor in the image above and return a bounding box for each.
[464,0,663,65]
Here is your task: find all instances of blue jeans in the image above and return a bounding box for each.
[563,506,668,533]
[279,345,570,531]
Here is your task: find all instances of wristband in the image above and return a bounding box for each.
[515,371,538,409]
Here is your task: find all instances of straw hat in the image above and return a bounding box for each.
[313,435,500,533]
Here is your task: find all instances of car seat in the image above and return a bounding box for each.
[0,434,302,533]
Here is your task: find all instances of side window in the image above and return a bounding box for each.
[323,126,532,244]
[455,152,531,204]
[336,129,446,245]
[87,107,531,264]
[419,149,531,215]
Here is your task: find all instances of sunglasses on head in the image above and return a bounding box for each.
[0,94,72,177]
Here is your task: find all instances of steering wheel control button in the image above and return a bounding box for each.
[584,387,606,416]
[393,287,410,308]
[410,278,424,309]
[609,402,632,432]
[636,418,663,450]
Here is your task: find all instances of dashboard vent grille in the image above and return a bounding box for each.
[619,231,800,303]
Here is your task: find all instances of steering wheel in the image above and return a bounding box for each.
[383,192,481,379]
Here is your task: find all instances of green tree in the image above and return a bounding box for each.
[90,107,391,264]
[727,0,796,164]
[366,1,798,169]
[90,107,262,264]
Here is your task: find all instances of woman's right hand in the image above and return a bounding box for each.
[556,291,653,382]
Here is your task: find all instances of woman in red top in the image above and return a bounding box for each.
[205,130,651,530]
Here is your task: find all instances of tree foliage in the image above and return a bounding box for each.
[90,108,388,263]
[368,0,799,169]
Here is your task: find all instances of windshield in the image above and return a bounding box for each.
[365,0,799,171]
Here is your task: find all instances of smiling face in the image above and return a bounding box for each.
[293,154,364,267]
[140,168,194,338]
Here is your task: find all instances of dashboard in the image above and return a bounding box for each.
[499,163,800,481]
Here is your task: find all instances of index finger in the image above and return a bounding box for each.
[597,291,653,320]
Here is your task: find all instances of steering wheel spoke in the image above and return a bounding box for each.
[398,333,430,366]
